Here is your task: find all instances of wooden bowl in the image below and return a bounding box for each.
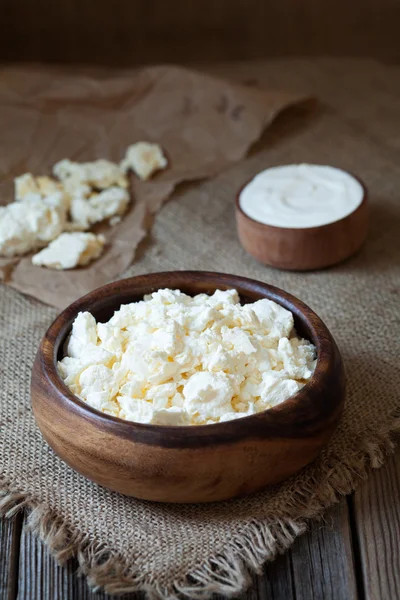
[235,177,368,270]
[31,271,345,503]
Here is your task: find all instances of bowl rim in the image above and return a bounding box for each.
[235,165,368,232]
[36,271,342,445]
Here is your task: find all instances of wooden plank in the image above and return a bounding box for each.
[0,513,22,600]
[353,446,400,600]
[290,500,358,600]
[16,500,359,600]
[214,552,295,600]
[250,553,296,600]
[17,514,294,600]
[219,499,356,600]
[17,513,141,599]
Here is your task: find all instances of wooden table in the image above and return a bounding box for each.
[1,446,399,599]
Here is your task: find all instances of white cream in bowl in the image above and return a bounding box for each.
[239,164,364,229]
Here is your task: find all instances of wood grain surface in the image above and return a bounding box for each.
[31,272,345,502]
[290,501,358,599]
[0,515,21,600]
[3,466,399,600]
[354,448,400,600]
[13,502,353,600]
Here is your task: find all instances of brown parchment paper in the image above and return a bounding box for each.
[0,64,306,309]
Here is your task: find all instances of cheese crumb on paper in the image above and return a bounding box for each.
[14,173,40,200]
[1,164,130,261]
[69,186,130,230]
[108,215,121,227]
[120,142,167,180]
[4,140,165,264]
[59,289,317,426]
[15,173,70,210]
[53,159,128,190]
[0,194,67,257]
[32,232,105,270]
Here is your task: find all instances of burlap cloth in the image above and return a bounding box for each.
[1,58,399,599]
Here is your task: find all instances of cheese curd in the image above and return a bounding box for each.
[69,186,130,229]
[32,232,105,269]
[0,194,67,257]
[52,161,131,230]
[59,289,317,426]
[5,155,135,265]
[53,159,128,190]
[120,142,168,180]
[14,173,40,200]
[15,173,69,209]
[15,173,64,201]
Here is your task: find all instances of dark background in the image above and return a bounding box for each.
[0,0,399,65]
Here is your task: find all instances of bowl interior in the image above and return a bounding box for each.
[55,276,314,363]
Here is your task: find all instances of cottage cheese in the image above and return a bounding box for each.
[69,186,130,229]
[53,159,128,190]
[5,156,134,265]
[59,289,317,426]
[15,173,64,202]
[14,173,40,200]
[0,194,67,257]
[32,232,105,269]
[120,142,168,180]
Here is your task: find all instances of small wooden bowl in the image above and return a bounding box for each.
[235,177,368,270]
[31,271,345,503]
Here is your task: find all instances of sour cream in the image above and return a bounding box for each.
[239,164,364,229]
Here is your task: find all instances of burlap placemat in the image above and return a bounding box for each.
[1,59,400,599]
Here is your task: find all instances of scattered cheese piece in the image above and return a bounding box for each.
[0,195,66,257]
[36,176,64,197]
[32,232,105,270]
[15,173,70,211]
[53,159,128,189]
[8,142,164,264]
[120,142,167,180]
[69,186,130,229]
[109,215,121,227]
[14,173,39,200]
[63,178,92,198]
[59,289,317,425]
[0,204,38,257]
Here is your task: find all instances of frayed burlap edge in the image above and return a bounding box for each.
[1,412,399,600]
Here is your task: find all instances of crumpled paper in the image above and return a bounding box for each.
[0,64,307,309]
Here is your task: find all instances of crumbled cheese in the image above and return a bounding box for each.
[0,195,66,257]
[109,215,121,227]
[36,175,64,197]
[0,204,38,257]
[63,178,92,198]
[15,173,70,210]
[6,155,134,263]
[32,232,105,269]
[14,173,39,200]
[120,142,167,180]
[53,159,128,189]
[59,289,317,426]
[69,187,130,229]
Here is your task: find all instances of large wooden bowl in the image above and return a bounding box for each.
[31,271,345,503]
[235,177,368,270]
